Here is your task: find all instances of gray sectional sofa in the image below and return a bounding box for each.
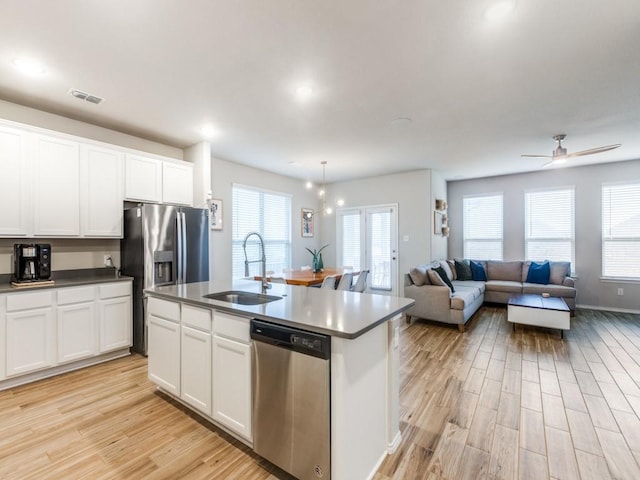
[403,260,576,331]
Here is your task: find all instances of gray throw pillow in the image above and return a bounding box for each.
[427,269,452,296]
[409,264,429,286]
[454,259,473,281]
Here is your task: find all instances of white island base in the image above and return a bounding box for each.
[331,314,402,480]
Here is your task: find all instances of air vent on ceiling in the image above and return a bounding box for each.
[68,88,104,105]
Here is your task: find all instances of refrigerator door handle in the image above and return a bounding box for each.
[181,212,188,283]
[176,211,184,284]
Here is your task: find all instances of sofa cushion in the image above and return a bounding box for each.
[439,260,455,282]
[522,282,576,298]
[485,280,522,294]
[450,288,477,311]
[550,261,571,285]
[454,284,483,301]
[409,264,430,286]
[427,269,452,295]
[487,261,522,282]
[454,259,473,281]
[452,280,486,294]
[526,261,550,284]
[470,260,487,281]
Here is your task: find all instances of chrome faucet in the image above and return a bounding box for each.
[242,231,271,293]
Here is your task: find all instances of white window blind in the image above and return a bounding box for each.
[463,194,503,260]
[602,182,640,278]
[525,188,575,269]
[368,209,392,290]
[232,185,291,278]
[339,210,361,271]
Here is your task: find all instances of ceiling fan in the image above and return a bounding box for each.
[521,134,621,168]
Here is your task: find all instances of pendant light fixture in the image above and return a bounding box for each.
[304,161,344,218]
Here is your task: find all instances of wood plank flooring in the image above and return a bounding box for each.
[375,306,640,480]
[1,306,640,479]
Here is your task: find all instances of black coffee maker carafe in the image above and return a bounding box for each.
[12,244,51,283]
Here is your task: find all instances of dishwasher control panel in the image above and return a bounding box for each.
[250,319,330,359]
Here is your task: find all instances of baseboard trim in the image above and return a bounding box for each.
[576,304,640,314]
[388,431,402,454]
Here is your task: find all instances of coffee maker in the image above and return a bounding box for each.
[12,244,51,283]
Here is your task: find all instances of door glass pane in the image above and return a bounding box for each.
[341,212,361,271]
[369,210,391,290]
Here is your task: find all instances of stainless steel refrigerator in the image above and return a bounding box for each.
[121,203,209,354]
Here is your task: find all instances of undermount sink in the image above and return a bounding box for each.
[203,290,282,305]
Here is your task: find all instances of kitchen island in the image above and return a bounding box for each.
[145,279,414,480]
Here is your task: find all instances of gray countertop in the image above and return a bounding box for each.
[146,279,414,339]
[0,268,132,294]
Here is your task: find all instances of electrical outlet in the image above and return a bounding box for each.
[103,255,112,267]
[617,288,624,296]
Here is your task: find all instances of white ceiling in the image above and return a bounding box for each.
[1,0,640,183]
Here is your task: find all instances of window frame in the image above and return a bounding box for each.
[463,193,504,261]
[524,186,575,272]
[601,180,640,281]
[231,183,292,279]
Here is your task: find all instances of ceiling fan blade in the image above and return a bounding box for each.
[542,160,554,168]
[521,154,552,158]
[566,144,621,158]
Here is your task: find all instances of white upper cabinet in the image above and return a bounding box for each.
[80,145,124,237]
[0,125,29,236]
[125,154,163,203]
[163,161,193,206]
[32,135,80,236]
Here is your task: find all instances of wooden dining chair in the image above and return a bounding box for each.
[336,272,353,291]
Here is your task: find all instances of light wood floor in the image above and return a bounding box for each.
[2,307,640,479]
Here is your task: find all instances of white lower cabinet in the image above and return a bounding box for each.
[212,334,252,441]
[58,302,97,364]
[147,314,181,396]
[98,283,132,353]
[181,325,212,415]
[6,307,55,377]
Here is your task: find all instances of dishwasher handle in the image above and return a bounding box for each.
[250,319,330,360]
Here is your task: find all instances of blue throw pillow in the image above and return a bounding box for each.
[526,261,550,285]
[470,260,487,281]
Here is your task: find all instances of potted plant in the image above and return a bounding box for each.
[306,245,329,273]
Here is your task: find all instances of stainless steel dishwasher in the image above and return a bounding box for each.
[251,319,331,480]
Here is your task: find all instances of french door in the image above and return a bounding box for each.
[336,204,398,295]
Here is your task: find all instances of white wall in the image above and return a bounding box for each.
[430,170,448,261]
[210,157,323,281]
[320,170,433,281]
[447,159,640,312]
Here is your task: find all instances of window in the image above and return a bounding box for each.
[602,182,640,279]
[525,188,575,269]
[232,184,291,279]
[338,209,362,271]
[463,194,503,260]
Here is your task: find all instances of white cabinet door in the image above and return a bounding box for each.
[33,135,80,236]
[0,125,29,236]
[81,144,124,237]
[6,307,55,377]
[181,325,212,415]
[125,154,162,203]
[163,161,193,206]
[58,302,97,363]
[148,314,180,395]
[212,335,252,441]
[98,296,132,352]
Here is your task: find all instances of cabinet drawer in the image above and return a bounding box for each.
[58,286,95,305]
[148,296,180,323]
[99,282,131,299]
[213,311,250,343]
[6,290,53,312]
[182,304,212,332]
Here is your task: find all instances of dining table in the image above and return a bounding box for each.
[253,267,358,287]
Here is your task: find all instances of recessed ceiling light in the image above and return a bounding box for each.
[200,125,217,138]
[391,117,412,127]
[305,181,313,189]
[484,1,515,21]
[12,57,46,76]
[295,85,314,101]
